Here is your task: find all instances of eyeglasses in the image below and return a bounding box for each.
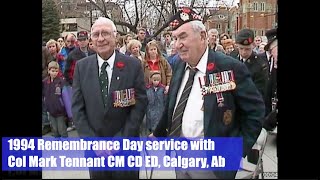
[57,40,63,42]
[66,40,75,43]
[91,31,115,40]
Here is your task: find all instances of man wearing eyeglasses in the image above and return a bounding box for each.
[72,17,147,179]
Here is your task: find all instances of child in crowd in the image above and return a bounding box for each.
[42,61,70,138]
[146,72,167,133]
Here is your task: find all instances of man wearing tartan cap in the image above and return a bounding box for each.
[151,7,265,179]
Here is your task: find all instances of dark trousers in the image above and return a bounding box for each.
[49,114,68,137]
[247,149,259,165]
[89,170,139,179]
[85,150,139,179]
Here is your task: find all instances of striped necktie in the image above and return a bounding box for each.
[169,67,198,137]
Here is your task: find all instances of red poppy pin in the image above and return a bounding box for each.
[116,61,125,69]
[207,63,215,71]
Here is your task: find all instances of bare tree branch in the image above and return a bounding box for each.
[123,1,133,25]
[100,0,108,16]
[147,0,166,27]
[134,0,139,28]
[162,1,171,15]
[151,19,171,38]
[190,0,196,8]
[171,0,177,15]
[88,0,110,18]
[231,0,235,6]
[156,0,166,28]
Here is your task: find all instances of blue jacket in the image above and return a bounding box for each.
[146,84,167,131]
[167,53,180,69]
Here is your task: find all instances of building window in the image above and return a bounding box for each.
[260,2,265,11]
[253,2,258,11]
[261,30,264,36]
[218,14,225,19]
[217,24,221,29]
[66,23,77,31]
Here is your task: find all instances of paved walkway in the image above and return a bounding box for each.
[42,129,277,179]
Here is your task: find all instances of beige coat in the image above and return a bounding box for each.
[142,57,172,86]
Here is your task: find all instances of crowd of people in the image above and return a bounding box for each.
[42,7,277,179]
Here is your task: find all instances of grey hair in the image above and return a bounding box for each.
[190,20,206,33]
[207,28,219,35]
[91,17,117,36]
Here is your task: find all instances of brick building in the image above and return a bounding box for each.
[238,0,277,36]
[204,6,238,39]
[204,0,277,39]
[53,0,126,37]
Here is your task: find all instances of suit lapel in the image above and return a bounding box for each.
[167,60,186,126]
[105,52,125,113]
[204,51,220,135]
[88,55,105,112]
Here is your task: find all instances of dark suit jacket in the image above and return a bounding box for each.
[154,50,265,179]
[258,52,275,115]
[231,51,269,100]
[72,51,148,137]
[64,47,96,85]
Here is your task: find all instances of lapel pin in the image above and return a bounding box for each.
[117,77,120,80]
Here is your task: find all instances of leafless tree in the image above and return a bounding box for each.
[76,0,230,38]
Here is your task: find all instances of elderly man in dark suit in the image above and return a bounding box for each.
[72,17,147,179]
[151,7,265,179]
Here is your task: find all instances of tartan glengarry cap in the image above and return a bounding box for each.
[264,28,277,51]
[77,31,89,40]
[236,29,254,45]
[168,7,203,31]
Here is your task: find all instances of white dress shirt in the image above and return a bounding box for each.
[239,55,248,63]
[97,51,115,92]
[174,47,209,138]
[266,51,274,73]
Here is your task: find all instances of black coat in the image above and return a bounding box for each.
[154,50,265,179]
[64,47,96,85]
[231,51,269,100]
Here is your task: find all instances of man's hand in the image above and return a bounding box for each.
[94,140,120,157]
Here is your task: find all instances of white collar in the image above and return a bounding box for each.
[185,47,209,74]
[97,51,116,69]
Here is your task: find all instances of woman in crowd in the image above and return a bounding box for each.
[127,39,145,65]
[142,40,172,94]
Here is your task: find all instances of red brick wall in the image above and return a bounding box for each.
[239,0,277,36]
